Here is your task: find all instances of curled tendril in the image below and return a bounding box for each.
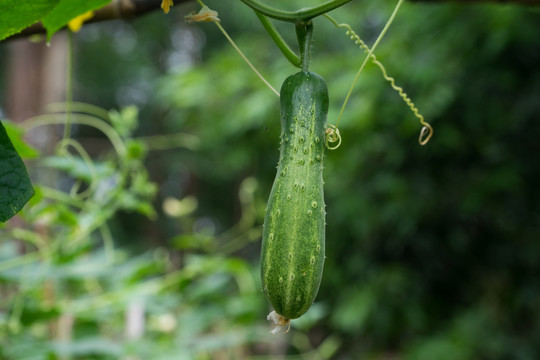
[419,123,433,146]
[326,15,433,145]
[55,138,98,199]
[325,124,342,150]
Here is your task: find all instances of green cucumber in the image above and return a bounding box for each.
[261,71,328,322]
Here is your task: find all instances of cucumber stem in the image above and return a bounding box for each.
[296,22,313,72]
[255,12,301,68]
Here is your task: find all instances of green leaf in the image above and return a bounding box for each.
[40,155,110,182]
[109,106,139,138]
[0,120,35,223]
[2,120,40,159]
[41,0,112,41]
[0,0,59,41]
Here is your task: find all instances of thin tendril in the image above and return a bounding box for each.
[325,13,433,145]
[333,0,405,130]
[215,22,279,96]
[55,138,98,199]
[194,0,279,96]
[99,223,115,263]
[21,114,127,157]
[325,124,342,150]
[64,30,74,140]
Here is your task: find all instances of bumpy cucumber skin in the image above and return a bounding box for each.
[261,71,328,320]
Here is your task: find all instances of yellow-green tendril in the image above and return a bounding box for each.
[325,124,342,150]
[190,1,279,97]
[325,12,433,145]
[329,0,402,131]
[55,138,98,199]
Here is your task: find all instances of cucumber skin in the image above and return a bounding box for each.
[261,71,328,320]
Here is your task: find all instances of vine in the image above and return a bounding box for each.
[238,0,353,23]
[325,14,433,145]
[187,2,280,96]
[255,12,301,68]
[178,0,432,156]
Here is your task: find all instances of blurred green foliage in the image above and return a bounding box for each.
[1,0,540,358]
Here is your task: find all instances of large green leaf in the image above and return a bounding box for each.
[41,0,112,40]
[0,120,34,222]
[2,120,40,159]
[0,0,59,41]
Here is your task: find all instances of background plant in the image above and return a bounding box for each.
[1,0,540,359]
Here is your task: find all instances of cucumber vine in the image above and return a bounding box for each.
[181,0,433,145]
[325,14,434,145]
[255,12,301,67]
[161,0,437,334]
[188,1,280,96]
[239,0,353,23]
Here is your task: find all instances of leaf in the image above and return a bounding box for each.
[40,155,109,182]
[109,106,139,138]
[51,337,122,357]
[20,304,61,326]
[41,0,112,41]
[0,120,35,223]
[0,0,59,41]
[2,120,40,159]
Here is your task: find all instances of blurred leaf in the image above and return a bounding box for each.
[20,305,61,326]
[109,106,139,138]
[32,202,79,226]
[41,155,109,182]
[130,171,157,198]
[405,310,497,360]
[331,286,374,333]
[2,335,53,360]
[117,192,157,218]
[51,337,122,357]
[163,195,198,218]
[126,139,147,160]
[172,233,214,251]
[292,302,328,330]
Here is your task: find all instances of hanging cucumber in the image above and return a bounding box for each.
[261,70,329,328]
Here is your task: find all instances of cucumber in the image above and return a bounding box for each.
[261,71,328,322]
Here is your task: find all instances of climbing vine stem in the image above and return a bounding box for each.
[333,0,405,131]
[192,0,279,96]
[255,12,301,68]
[325,13,433,145]
[239,0,353,23]
[63,30,74,140]
[296,22,313,72]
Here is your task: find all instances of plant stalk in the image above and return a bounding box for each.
[239,0,353,22]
